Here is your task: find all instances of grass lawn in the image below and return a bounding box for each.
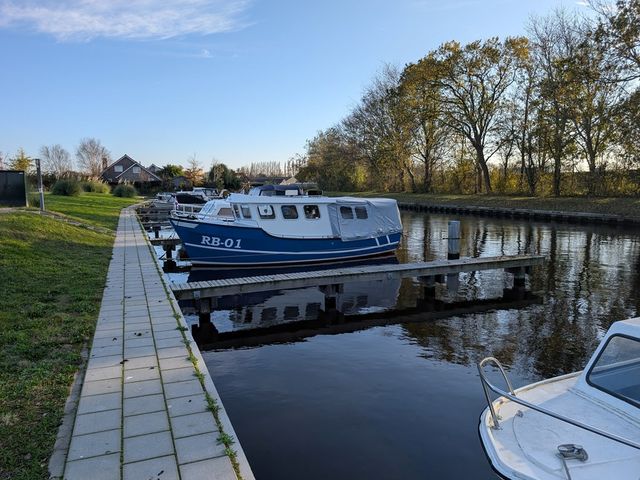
[42,192,141,230]
[0,194,132,479]
[330,192,640,218]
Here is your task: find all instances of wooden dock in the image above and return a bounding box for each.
[172,254,545,301]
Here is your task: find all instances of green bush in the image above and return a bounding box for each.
[81,180,110,193]
[112,184,137,198]
[51,179,82,196]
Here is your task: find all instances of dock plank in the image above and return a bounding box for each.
[171,254,544,300]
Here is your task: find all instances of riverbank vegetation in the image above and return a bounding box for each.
[332,192,640,218]
[297,1,640,198]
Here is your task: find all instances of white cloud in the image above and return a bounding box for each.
[0,0,251,41]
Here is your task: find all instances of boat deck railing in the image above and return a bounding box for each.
[477,357,640,451]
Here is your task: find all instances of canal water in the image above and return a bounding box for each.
[169,211,640,479]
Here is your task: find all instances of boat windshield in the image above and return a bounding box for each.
[587,334,640,407]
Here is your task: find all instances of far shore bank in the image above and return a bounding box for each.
[329,192,640,223]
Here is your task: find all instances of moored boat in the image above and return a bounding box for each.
[169,188,403,267]
[478,317,640,479]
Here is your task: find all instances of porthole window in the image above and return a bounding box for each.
[241,205,252,218]
[258,205,275,219]
[355,206,368,219]
[340,206,354,219]
[304,205,321,219]
[281,205,299,219]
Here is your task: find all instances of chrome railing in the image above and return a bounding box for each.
[477,357,640,451]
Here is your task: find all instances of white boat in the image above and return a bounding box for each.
[478,317,640,479]
[169,185,403,267]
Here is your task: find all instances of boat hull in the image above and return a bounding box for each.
[170,218,402,267]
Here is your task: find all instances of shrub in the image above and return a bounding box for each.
[112,184,137,198]
[51,179,82,196]
[81,180,110,193]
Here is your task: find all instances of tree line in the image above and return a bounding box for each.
[296,1,640,196]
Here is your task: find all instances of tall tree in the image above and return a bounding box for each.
[592,0,640,80]
[76,138,110,177]
[399,57,451,193]
[183,155,204,186]
[40,144,73,178]
[434,37,528,193]
[567,21,625,195]
[529,11,580,196]
[9,148,32,172]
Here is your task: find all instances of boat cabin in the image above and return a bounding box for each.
[196,194,402,241]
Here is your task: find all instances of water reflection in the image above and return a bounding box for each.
[394,213,640,378]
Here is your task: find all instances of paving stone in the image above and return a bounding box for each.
[123,355,157,370]
[179,456,236,480]
[159,356,193,371]
[164,379,203,399]
[123,430,174,464]
[153,321,182,332]
[124,366,160,383]
[65,453,121,480]
[77,392,121,415]
[124,345,156,358]
[73,409,121,436]
[90,345,122,358]
[123,393,166,417]
[157,346,188,359]
[162,367,195,384]
[82,378,122,397]
[170,411,217,439]
[92,336,123,348]
[124,336,155,349]
[124,322,152,333]
[154,329,183,340]
[167,394,208,418]
[125,329,152,339]
[123,455,179,480]
[155,337,185,349]
[67,428,121,461]
[124,378,163,398]
[175,432,226,465]
[87,354,123,370]
[123,410,169,438]
[84,365,122,382]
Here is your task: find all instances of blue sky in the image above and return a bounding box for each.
[0,0,581,171]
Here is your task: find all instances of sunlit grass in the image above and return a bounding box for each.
[42,192,140,230]
[0,201,119,478]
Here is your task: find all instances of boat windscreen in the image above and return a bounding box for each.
[587,334,640,407]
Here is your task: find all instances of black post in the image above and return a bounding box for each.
[35,158,44,212]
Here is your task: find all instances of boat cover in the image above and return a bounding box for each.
[330,199,402,241]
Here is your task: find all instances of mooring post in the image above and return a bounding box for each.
[153,225,160,239]
[319,284,344,322]
[420,276,436,299]
[447,220,460,260]
[163,244,176,270]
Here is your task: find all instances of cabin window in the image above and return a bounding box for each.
[241,205,252,218]
[281,205,299,219]
[304,205,320,219]
[340,206,354,219]
[218,207,234,218]
[133,166,141,174]
[587,334,640,407]
[114,165,123,173]
[233,205,241,217]
[355,206,368,219]
[258,204,275,219]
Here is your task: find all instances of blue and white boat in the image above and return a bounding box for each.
[169,186,403,267]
